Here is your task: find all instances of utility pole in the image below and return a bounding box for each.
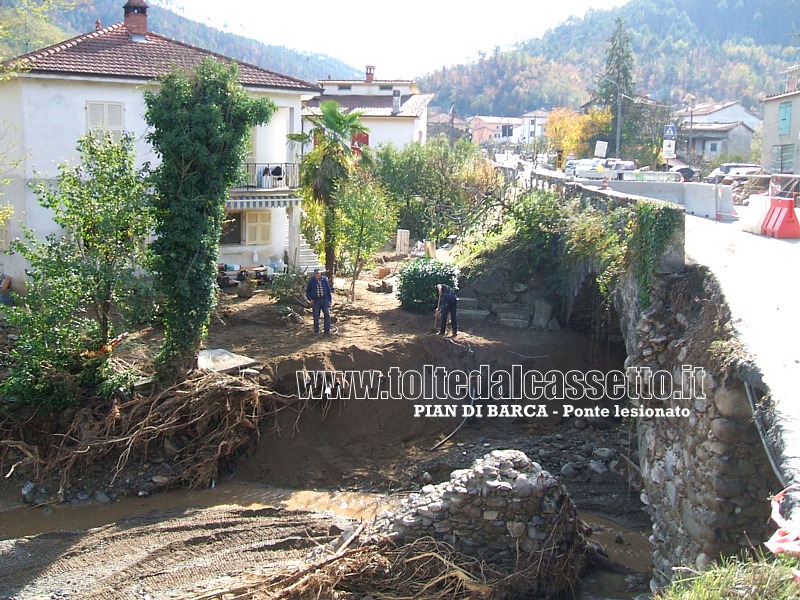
[684,94,696,165]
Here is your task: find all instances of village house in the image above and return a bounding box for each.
[467,115,523,146]
[673,101,761,163]
[304,66,434,150]
[427,107,469,142]
[520,109,549,143]
[761,64,800,173]
[0,0,324,290]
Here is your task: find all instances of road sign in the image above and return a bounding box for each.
[594,140,608,158]
[662,139,676,159]
[664,124,677,139]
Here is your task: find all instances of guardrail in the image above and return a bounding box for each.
[621,170,683,183]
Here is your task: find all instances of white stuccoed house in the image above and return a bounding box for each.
[0,0,325,291]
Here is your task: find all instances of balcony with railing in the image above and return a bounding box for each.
[232,162,300,191]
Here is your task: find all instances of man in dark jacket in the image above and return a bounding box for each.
[306,269,333,335]
[437,283,458,337]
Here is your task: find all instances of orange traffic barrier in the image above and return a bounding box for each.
[763,197,800,238]
[761,196,780,235]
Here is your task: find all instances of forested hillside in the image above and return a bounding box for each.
[5,0,798,120]
[4,0,360,83]
[419,0,800,117]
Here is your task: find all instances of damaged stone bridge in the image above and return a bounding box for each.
[527,175,795,586]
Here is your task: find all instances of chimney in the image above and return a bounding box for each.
[123,0,149,37]
[392,89,401,115]
[365,65,375,83]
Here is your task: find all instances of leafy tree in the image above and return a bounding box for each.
[0,0,75,76]
[288,100,369,277]
[144,58,276,373]
[31,131,154,342]
[543,105,616,163]
[374,138,498,243]
[1,131,153,408]
[335,171,396,299]
[626,100,674,168]
[583,107,614,159]
[594,17,636,158]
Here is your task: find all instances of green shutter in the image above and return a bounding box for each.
[779,102,792,136]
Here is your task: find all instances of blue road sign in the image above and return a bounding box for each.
[664,124,677,139]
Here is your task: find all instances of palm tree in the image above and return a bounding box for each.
[288,100,369,276]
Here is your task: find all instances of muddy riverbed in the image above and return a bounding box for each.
[0,278,654,598]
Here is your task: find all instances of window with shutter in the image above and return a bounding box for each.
[86,101,125,132]
[779,102,792,136]
[245,211,272,245]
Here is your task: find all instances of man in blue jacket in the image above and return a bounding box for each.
[306,268,333,335]
[437,283,458,337]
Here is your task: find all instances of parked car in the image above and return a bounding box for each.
[606,160,636,179]
[704,163,760,184]
[726,166,762,178]
[572,158,605,180]
[564,158,580,177]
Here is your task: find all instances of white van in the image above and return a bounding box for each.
[705,163,760,184]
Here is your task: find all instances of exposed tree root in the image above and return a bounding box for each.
[0,370,309,500]
[193,496,587,600]
[194,526,587,600]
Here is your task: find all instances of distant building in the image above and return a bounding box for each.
[761,65,800,173]
[304,66,434,149]
[673,101,762,131]
[468,116,523,145]
[681,122,756,162]
[520,109,549,142]
[673,101,761,163]
[427,107,469,142]
[0,0,323,284]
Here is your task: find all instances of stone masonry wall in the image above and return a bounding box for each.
[614,266,779,587]
[384,449,584,571]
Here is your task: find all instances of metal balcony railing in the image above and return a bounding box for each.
[233,162,300,190]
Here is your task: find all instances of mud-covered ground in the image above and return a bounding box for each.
[0,271,651,599]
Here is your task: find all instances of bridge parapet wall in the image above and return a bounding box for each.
[550,177,778,587]
[612,265,779,587]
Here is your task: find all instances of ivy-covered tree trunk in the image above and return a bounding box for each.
[144,58,276,375]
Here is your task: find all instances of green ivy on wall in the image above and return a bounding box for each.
[627,200,683,307]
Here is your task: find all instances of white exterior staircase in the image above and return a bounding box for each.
[285,216,323,273]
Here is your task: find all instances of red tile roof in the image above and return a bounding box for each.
[8,22,321,93]
[304,93,434,118]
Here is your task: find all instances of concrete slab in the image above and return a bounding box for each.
[197,348,260,374]
[458,297,480,310]
[499,317,530,328]
[458,309,491,322]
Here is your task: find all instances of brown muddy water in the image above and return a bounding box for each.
[0,482,651,599]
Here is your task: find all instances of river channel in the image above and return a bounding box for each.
[0,480,651,599]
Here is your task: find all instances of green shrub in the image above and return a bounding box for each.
[396,259,459,313]
[1,296,105,410]
[267,271,309,308]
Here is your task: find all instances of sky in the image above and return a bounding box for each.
[157,0,631,79]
